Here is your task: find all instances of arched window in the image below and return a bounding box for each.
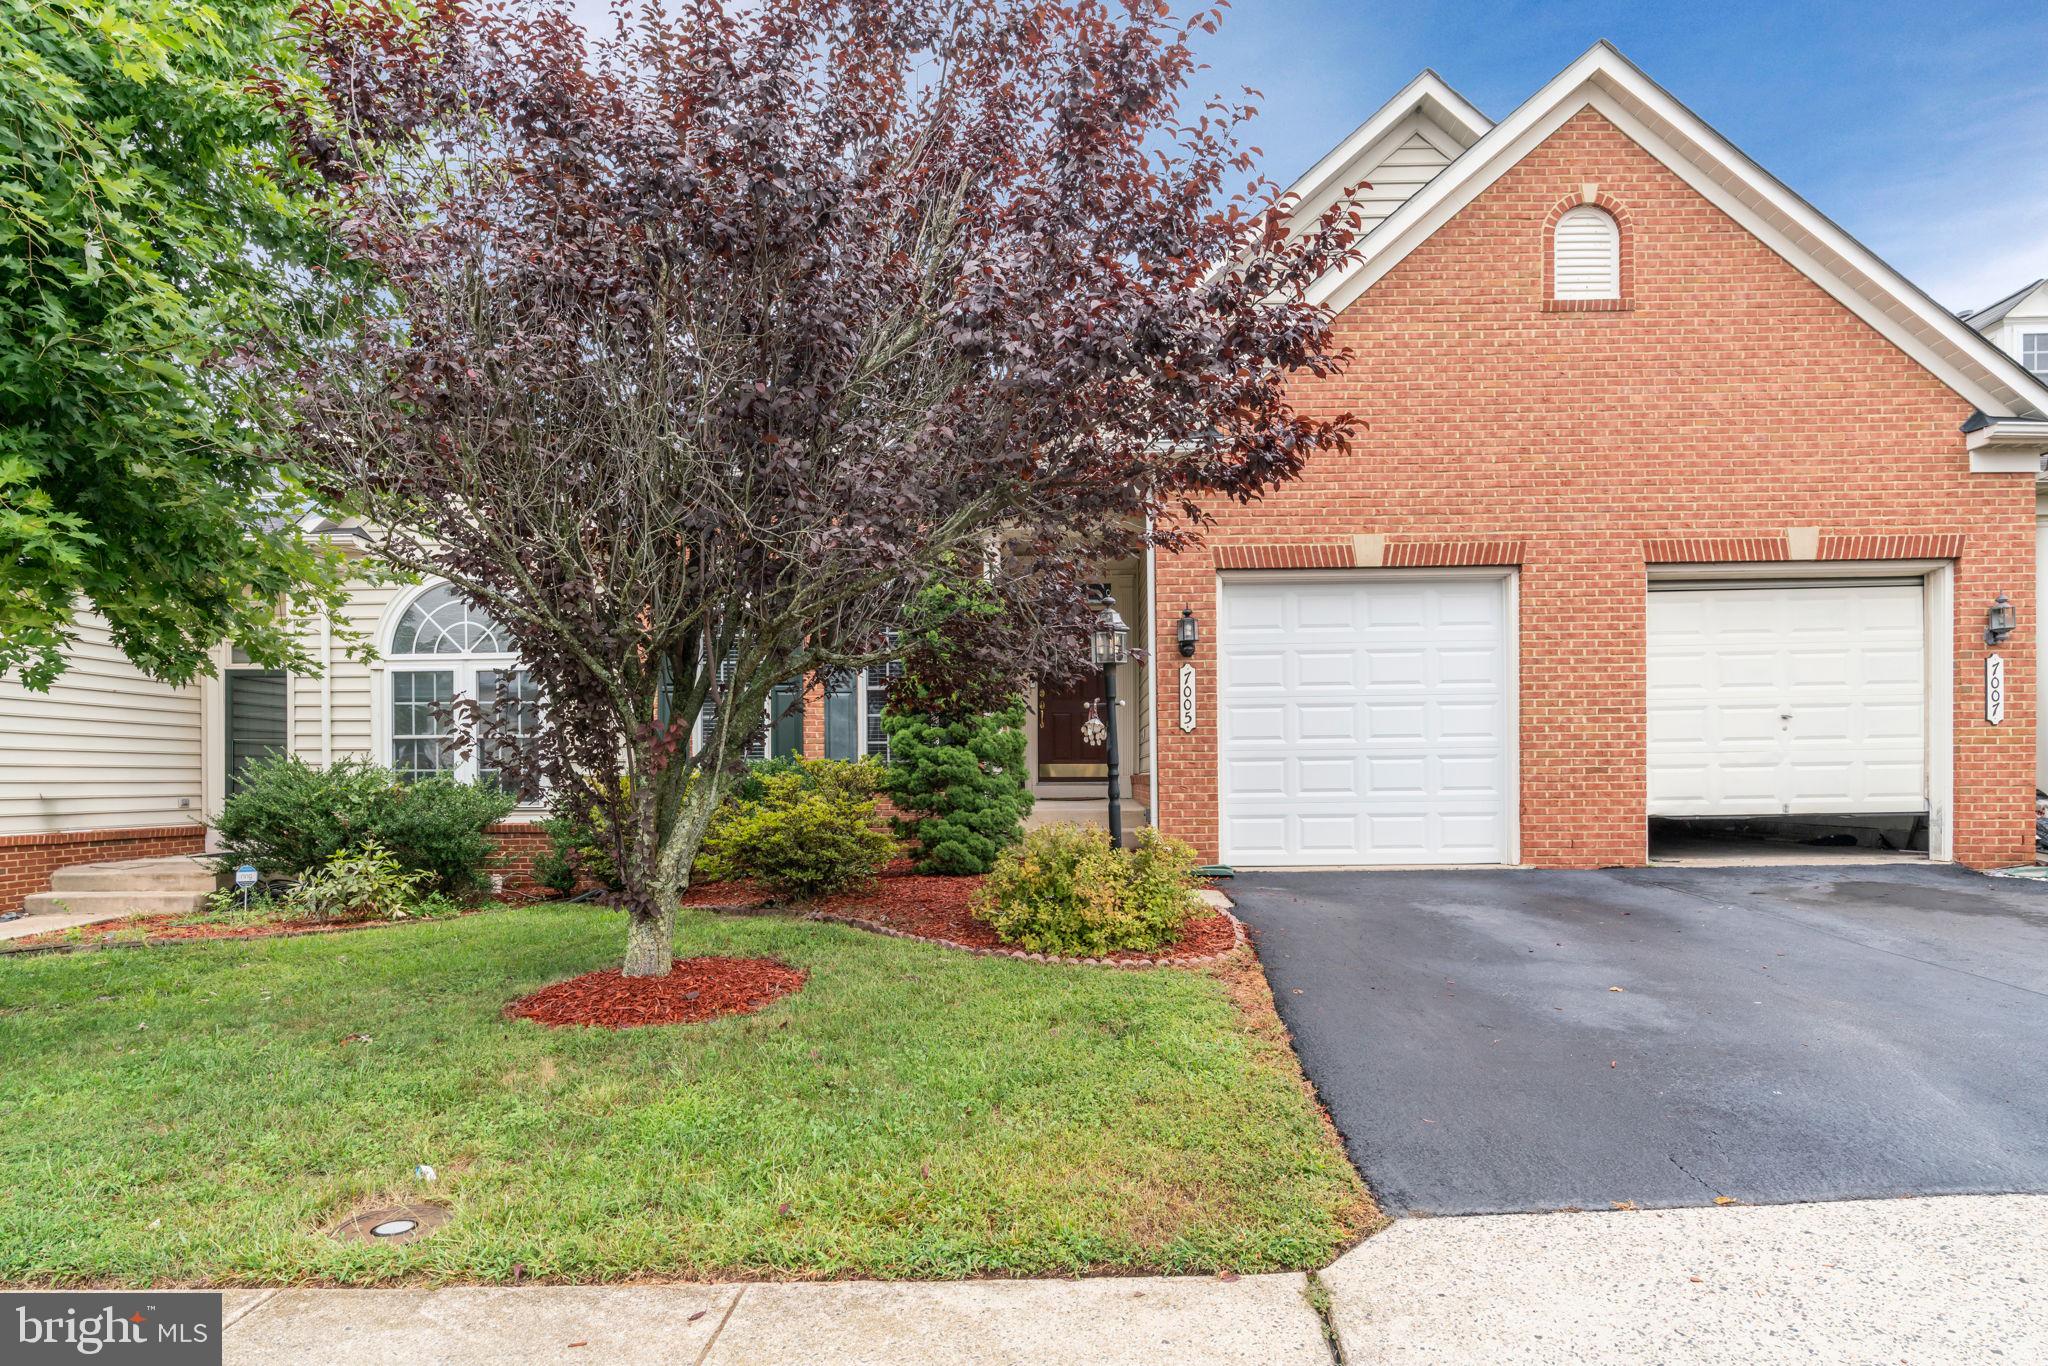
[384,582,538,790]
[1552,205,1620,300]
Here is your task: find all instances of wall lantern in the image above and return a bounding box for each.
[1985,591,2017,646]
[1089,599,1131,667]
[1176,608,1200,658]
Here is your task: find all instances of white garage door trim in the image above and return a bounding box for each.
[1216,568,1520,869]
[1645,560,1953,862]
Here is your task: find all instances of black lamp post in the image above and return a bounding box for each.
[1089,594,1132,848]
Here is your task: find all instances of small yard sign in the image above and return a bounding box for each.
[1986,653,2006,725]
[234,865,259,889]
[1178,664,1198,733]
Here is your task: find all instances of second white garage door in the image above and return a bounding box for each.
[1646,581,1927,817]
[1218,575,1511,866]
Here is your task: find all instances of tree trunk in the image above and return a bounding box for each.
[622,900,676,978]
[618,771,726,977]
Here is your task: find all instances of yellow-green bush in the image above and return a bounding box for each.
[696,762,895,899]
[973,825,1201,956]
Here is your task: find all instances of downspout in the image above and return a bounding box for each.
[1145,520,1159,829]
[320,610,334,767]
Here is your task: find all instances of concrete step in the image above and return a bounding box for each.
[1025,798,1152,846]
[20,889,213,919]
[47,855,220,894]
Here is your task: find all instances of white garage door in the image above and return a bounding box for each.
[1218,575,1511,866]
[1646,582,1926,817]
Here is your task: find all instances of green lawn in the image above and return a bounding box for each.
[0,906,1372,1285]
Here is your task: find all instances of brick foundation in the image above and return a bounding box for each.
[0,826,208,914]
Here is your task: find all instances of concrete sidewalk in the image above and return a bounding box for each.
[217,1194,2048,1364]
[221,1270,1331,1364]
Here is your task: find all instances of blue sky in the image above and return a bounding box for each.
[568,0,2047,310]
[1188,0,2048,311]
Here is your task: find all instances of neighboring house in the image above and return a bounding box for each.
[8,40,2048,911]
[1962,279,2048,792]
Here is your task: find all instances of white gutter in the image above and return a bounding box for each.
[1965,417,2048,474]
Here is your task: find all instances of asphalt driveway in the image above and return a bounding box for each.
[1234,863,2048,1216]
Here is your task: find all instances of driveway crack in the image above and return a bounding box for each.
[1665,1152,1721,1198]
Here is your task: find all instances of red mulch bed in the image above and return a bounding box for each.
[507,956,807,1029]
[686,866,1238,965]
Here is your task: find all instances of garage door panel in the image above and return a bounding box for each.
[1225,757,1289,797]
[1228,651,1287,690]
[1226,816,1289,859]
[1223,703,1286,743]
[1365,648,1427,687]
[1296,704,1358,741]
[1298,815,1364,854]
[1299,756,1363,794]
[1438,752,1505,794]
[1647,583,1926,818]
[1220,576,1510,866]
[1435,646,1500,687]
[1647,705,1709,745]
[1296,591,1360,630]
[1365,755,1428,794]
[1365,703,1427,741]
[1435,700,1502,743]
[1295,650,1356,689]
[1714,704,1783,744]
[1434,584,1504,628]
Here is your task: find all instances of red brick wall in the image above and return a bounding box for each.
[0,826,208,913]
[487,820,553,893]
[1154,108,2037,870]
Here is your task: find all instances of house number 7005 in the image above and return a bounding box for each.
[1178,664,1198,733]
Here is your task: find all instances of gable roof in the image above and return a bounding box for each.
[1961,279,2048,329]
[1299,41,2048,420]
[1279,70,1491,240]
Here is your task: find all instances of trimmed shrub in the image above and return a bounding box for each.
[213,755,515,893]
[281,841,437,922]
[974,825,1201,957]
[210,755,393,879]
[882,702,1032,875]
[696,761,895,899]
[372,776,519,892]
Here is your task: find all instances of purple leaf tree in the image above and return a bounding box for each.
[283,0,1360,975]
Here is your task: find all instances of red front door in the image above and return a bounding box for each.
[1037,673,1107,780]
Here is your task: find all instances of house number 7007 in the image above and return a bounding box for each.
[1986,653,2005,725]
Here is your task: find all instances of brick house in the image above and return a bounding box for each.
[1147,43,2048,871]
[6,42,2048,910]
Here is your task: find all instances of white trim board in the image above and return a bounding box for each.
[1302,42,2048,421]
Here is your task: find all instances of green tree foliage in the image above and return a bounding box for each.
[882,574,1034,875]
[0,0,353,689]
[884,706,1032,876]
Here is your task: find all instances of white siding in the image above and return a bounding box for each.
[1351,130,1456,235]
[289,578,399,766]
[1293,113,1462,243]
[0,614,205,835]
